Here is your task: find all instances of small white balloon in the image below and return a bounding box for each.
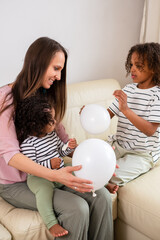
[72,138,116,191]
[80,104,110,134]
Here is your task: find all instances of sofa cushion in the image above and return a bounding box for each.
[0,197,53,240]
[0,192,117,240]
[115,218,151,240]
[111,193,117,220]
[117,161,160,240]
[0,224,11,240]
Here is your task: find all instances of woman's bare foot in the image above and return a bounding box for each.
[106,183,119,194]
[49,224,68,237]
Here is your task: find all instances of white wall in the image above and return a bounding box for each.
[0,0,144,88]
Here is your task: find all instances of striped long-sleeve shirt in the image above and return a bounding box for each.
[109,83,160,163]
[20,131,73,169]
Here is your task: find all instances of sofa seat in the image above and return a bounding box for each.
[0,223,11,240]
[0,197,53,240]
[115,161,160,240]
[0,194,117,240]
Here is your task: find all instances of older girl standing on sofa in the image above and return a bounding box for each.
[0,37,113,240]
[107,42,160,194]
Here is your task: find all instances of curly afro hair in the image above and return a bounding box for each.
[15,95,54,144]
[125,42,160,85]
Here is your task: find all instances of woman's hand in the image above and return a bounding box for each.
[54,165,93,193]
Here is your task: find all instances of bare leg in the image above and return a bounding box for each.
[49,224,68,237]
[106,183,119,194]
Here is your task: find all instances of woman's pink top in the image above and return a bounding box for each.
[0,85,69,184]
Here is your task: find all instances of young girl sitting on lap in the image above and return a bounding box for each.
[15,95,77,238]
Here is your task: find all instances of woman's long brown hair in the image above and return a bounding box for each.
[0,37,68,122]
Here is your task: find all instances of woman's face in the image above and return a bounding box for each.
[41,51,65,89]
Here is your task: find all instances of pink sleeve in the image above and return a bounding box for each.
[55,123,69,143]
[0,106,20,164]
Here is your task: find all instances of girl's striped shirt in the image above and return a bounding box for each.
[20,131,72,169]
[109,83,160,163]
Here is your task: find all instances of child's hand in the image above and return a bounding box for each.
[113,90,128,113]
[68,138,78,149]
[79,105,85,115]
[51,157,61,169]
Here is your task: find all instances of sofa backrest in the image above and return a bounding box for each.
[62,79,121,144]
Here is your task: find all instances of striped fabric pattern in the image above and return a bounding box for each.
[20,131,72,169]
[109,83,160,163]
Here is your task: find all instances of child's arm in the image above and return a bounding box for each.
[20,142,52,169]
[50,139,77,169]
[114,90,159,136]
[107,108,115,119]
[57,135,77,157]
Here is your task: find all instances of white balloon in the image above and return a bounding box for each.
[80,104,110,134]
[72,138,116,191]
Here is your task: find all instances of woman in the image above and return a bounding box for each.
[0,37,113,239]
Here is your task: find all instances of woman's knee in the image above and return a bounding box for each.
[96,187,112,207]
[72,196,89,220]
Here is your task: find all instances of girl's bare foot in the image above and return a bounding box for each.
[49,224,68,237]
[106,183,119,194]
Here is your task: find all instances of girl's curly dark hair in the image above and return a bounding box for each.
[125,42,160,85]
[15,95,54,144]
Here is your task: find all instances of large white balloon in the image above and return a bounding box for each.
[80,104,110,134]
[72,138,116,192]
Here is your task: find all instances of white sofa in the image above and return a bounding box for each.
[0,78,160,240]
